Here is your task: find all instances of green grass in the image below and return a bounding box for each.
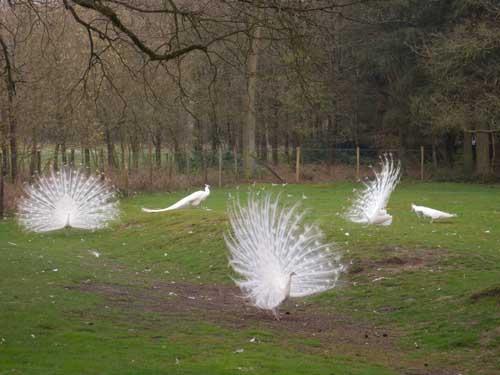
[1,182,499,374]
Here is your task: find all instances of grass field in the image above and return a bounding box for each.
[1,182,499,374]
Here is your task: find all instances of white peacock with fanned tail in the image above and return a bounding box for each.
[17,168,119,232]
[346,154,401,226]
[225,194,345,320]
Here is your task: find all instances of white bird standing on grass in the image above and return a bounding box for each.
[142,184,210,212]
[346,154,401,226]
[17,167,119,232]
[225,194,345,320]
[411,204,456,222]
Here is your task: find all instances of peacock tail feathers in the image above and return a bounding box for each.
[225,194,345,311]
[346,154,401,225]
[17,167,119,232]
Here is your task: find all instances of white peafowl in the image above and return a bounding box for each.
[225,194,345,320]
[17,167,119,232]
[346,154,401,226]
[411,204,456,222]
[142,184,210,212]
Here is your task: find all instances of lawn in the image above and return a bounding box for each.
[0,182,499,374]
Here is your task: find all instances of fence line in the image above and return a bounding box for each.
[1,144,497,193]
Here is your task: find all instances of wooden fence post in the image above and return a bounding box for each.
[356,146,360,180]
[420,145,424,181]
[218,147,223,187]
[295,146,301,182]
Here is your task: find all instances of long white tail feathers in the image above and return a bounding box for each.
[141,207,173,213]
[225,194,345,313]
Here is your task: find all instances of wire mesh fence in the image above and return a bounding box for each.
[1,143,499,213]
[4,145,448,188]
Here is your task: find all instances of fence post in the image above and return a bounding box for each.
[0,152,4,218]
[295,146,301,182]
[356,146,360,180]
[420,145,424,181]
[218,147,223,187]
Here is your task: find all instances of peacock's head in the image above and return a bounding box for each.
[205,184,210,191]
[410,204,416,212]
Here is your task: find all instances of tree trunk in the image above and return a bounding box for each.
[284,125,290,164]
[259,122,268,161]
[444,133,455,167]
[131,142,139,169]
[476,132,491,176]
[1,36,17,182]
[463,131,473,174]
[242,24,261,179]
[398,127,407,175]
[84,148,91,172]
[53,144,60,171]
[61,142,67,165]
[153,128,162,168]
[105,127,116,169]
[271,112,279,165]
[29,133,37,177]
[327,114,336,166]
[432,136,438,168]
[120,138,126,170]
[6,81,17,182]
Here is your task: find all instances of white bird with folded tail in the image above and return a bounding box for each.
[411,204,456,222]
[142,184,210,212]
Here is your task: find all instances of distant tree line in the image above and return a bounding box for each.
[0,0,499,186]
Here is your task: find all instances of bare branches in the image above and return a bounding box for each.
[64,0,209,62]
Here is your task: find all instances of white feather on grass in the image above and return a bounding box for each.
[17,167,119,232]
[346,154,401,226]
[225,194,345,319]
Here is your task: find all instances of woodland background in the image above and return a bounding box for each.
[1,0,499,211]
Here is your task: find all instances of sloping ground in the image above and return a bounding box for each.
[1,182,499,374]
[76,278,456,375]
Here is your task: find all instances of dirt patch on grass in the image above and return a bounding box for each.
[78,280,389,346]
[470,285,500,302]
[75,280,457,375]
[349,247,448,276]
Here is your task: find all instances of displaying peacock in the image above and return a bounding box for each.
[225,194,345,320]
[346,154,401,226]
[17,167,119,232]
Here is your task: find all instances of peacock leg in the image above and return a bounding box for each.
[272,307,280,321]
